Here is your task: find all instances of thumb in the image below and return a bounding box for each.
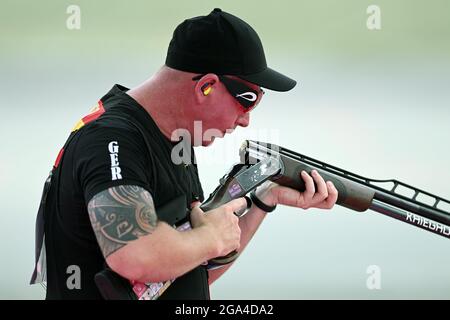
[190,200,201,209]
[224,197,249,215]
[190,204,205,228]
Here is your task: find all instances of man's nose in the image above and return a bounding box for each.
[236,112,250,127]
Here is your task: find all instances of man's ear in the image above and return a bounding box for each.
[194,73,219,103]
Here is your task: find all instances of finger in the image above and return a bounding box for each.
[190,200,201,209]
[190,204,205,216]
[326,181,339,207]
[189,204,206,227]
[317,181,338,209]
[311,170,328,203]
[223,197,248,214]
[301,171,315,201]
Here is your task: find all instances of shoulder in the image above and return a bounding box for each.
[74,113,146,149]
[84,112,140,135]
[70,113,150,169]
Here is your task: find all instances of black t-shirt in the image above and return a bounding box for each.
[44,85,208,299]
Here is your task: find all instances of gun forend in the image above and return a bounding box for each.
[240,140,375,211]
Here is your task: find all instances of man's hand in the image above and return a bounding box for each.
[190,198,248,258]
[258,170,338,210]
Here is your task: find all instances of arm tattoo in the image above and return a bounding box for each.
[87,185,158,258]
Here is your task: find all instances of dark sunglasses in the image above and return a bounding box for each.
[192,74,265,112]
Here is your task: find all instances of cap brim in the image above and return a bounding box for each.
[238,67,297,92]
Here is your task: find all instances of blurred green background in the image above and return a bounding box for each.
[1,0,449,299]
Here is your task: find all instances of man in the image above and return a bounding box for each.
[31,8,338,299]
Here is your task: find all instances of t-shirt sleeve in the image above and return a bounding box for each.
[74,122,152,204]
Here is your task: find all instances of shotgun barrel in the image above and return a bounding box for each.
[242,140,450,239]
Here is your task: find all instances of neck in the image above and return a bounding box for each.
[126,75,187,141]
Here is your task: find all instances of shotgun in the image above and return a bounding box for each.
[95,140,450,299]
[240,140,450,239]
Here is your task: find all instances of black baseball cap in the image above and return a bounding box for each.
[165,8,297,92]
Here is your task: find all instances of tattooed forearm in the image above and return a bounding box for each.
[87,185,158,258]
